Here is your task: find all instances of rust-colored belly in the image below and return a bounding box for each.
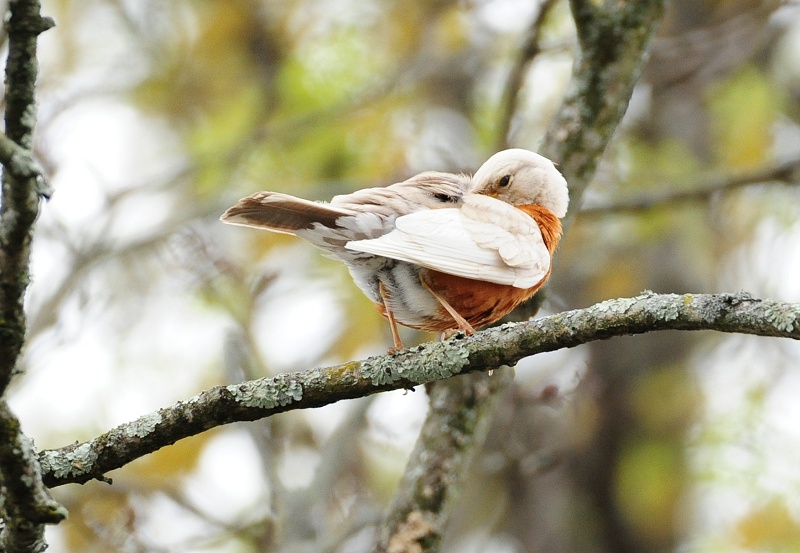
[413,269,546,332]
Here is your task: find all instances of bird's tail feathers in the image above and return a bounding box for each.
[220,192,351,234]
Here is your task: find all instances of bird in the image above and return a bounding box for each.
[221,149,569,351]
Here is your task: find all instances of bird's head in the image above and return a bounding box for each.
[471,149,569,218]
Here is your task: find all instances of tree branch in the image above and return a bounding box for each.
[512,0,665,319]
[581,155,800,216]
[497,0,560,148]
[0,401,68,539]
[0,133,49,196]
[541,0,666,230]
[38,292,800,489]
[374,368,515,553]
[0,1,61,551]
[0,0,54,393]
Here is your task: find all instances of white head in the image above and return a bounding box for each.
[471,149,569,218]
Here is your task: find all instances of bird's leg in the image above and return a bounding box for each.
[419,279,476,336]
[421,299,491,374]
[379,281,404,353]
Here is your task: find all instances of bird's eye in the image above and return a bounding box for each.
[498,175,511,187]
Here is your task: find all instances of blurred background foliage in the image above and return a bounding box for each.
[4,0,800,551]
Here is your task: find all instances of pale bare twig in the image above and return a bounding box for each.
[581,155,800,216]
[498,0,562,149]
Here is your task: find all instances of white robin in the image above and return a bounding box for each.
[221,149,569,350]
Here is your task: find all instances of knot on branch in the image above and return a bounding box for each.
[0,133,52,199]
[5,14,55,37]
[30,498,68,524]
[721,291,757,306]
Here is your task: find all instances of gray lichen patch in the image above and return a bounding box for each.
[592,295,642,315]
[41,442,98,479]
[697,295,725,323]
[233,376,304,409]
[20,103,38,132]
[763,301,799,333]
[420,340,470,380]
[125,411,163,438]
[363,341,471,386]
[364,355,401,386]
[657,300,680,322]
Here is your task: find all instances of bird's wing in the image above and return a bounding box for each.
[222,172,471,236]
[345,195,550,289]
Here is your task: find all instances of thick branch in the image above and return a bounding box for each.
[0,133,47,188]
[541,0,666,229]
[375,368,515,553]
[38,292,800,489]
[513,0,664,323]
[0,0,54,393]
[0,1,60,551]
[0,401,67,529]
[377,5,666,549]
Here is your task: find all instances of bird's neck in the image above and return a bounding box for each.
[515,204,562,254]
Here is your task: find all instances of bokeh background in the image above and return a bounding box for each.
[6,0,800,551]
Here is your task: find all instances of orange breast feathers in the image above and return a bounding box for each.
[416,204,562,332]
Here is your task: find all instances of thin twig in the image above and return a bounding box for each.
[581,156,800,216]
[497,0,561,149]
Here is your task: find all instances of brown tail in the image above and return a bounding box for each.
[220,192,351,234]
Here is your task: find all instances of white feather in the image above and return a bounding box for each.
[345,195,550,289]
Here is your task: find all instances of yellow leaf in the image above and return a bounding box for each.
[61,489,132,552]
[709,66,781,169]
[736,498,800,550]
[629,367,699,435]
[615,440,684,542]
[124,430,217,488]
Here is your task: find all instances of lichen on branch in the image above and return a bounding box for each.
[0,1,60,551]
[38,292,800,489]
